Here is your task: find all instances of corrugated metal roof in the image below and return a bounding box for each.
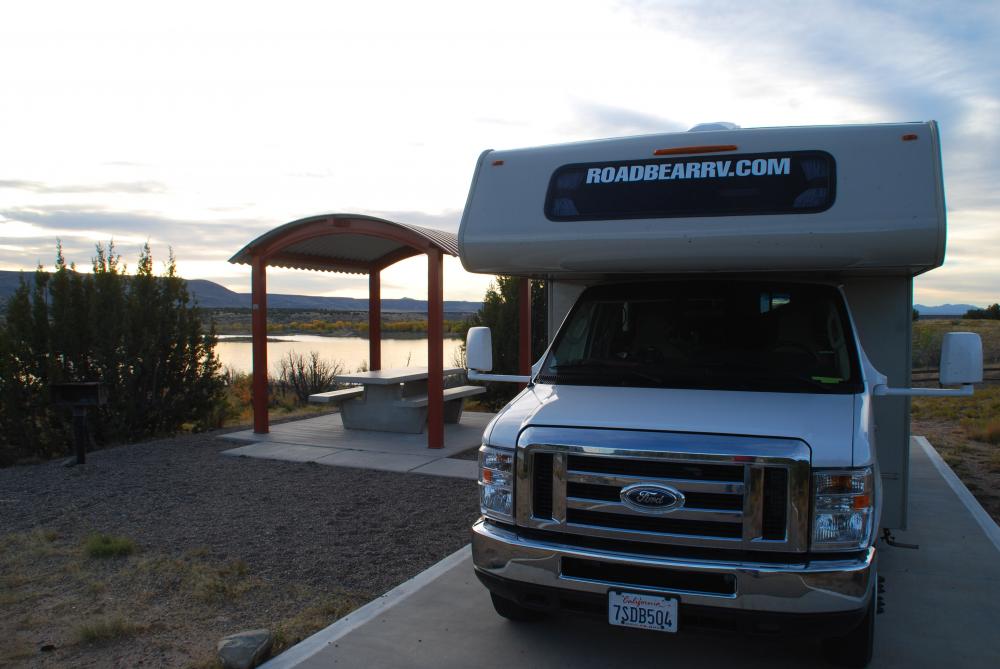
[228,213,459,273]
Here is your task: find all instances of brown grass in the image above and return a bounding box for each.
[912,318,1000,368]
[75,616,146,644]
[911,385,1000,424]
[968,420,1000,445]
[0,528,363,667]
[271,593,362,655]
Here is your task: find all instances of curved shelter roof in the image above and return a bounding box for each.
[229,213,459,273]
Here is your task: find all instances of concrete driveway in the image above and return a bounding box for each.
[263,437,1000,669]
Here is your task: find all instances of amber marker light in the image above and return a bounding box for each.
[653,144,738,156]
[853,494,873,510]
[492,159,505,166]
[902,134,919,141]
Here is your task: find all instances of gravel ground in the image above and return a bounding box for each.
[0,427,480,668]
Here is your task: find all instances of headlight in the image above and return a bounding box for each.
[811,467,874,551]
[479,445,514,522]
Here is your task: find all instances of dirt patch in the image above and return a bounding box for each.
[913,418,1000,523]
[0,427,478,668]
[912,384,1000,523]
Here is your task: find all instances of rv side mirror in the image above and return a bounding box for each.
[940,332,983,385]
[467,327,494,372]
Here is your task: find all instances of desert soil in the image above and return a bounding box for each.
[912,417,1000,522]
[0,426,479,668]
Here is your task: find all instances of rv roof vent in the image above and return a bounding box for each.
[688,122,741,132]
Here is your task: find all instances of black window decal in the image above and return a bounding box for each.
[544,151,835,221]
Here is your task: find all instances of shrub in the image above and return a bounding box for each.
[964,303,1000,320]
[84,534,136,558]
[0,242,225,465]
[274,351,344,404]
[469,277,547,410]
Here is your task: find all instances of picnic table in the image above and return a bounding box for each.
[309,366,486,434]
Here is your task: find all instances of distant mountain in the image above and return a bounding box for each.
[0,271,482,314]
[914,304,980,316]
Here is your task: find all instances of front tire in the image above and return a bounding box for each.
[822,580,876,668]
[490,592,546,622]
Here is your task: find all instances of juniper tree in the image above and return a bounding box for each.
[0,242,225,465]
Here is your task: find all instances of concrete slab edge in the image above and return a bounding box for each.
[914,435,1000,553]
[259,544,473,669]
[219,433,258,444]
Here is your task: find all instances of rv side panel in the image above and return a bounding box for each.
[844,276,913,529]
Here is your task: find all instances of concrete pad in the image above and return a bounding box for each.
[220,412,491,458]
[264,437,1000,669]
[260,444,344,463]
[313,449,439,473]
[221,444,267,457]
[222,443,343,463]
[409,458,478,480]
[220,412,490,479]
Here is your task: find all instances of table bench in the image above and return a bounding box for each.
[308,387,364,404]
[330,367,478,433]
[394,385,486,422]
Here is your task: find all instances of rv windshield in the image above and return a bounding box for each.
[538,281,862,394]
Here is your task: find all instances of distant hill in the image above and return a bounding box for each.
[0,271,483,314]
[914,303,981,317]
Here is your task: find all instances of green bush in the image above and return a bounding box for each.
[0,242,225,466]
[84,534,136,558]
[470,277,548,410]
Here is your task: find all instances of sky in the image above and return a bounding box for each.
[1,0,997,305]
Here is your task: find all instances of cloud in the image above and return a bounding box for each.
[0,205,275,275]
[0,179,167,194]
[0,204,489,301]
[569,102,687,138]
[1,204,268,240]
[625,0,1000,210]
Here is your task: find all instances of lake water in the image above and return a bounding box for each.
[215,334,465,375]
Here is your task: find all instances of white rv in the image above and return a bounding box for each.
[457,122,983,667]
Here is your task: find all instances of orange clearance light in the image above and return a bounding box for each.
[827,474,853,492]
[901,134,918,141]
[482,469,494,484]
[653,144,738,156]
[853,494,873,510]
[492,159,505,166]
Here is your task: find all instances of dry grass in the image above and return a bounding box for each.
[0,529,357,667]
[912,318,1000,368]
[131,552,258,605]
[968,420,1000,445]
[74,616,146,644]
[913,389,1000,521]
[271,593,362,654]
[911,384,1000,425]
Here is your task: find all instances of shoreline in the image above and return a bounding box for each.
[215,332,464,341]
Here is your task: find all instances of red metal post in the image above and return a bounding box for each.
[427,249,444,449]
[369,269,382,371]
[251,256,269,433]
[519,277,532,382]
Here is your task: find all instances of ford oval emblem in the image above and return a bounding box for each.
[620,483,685,514]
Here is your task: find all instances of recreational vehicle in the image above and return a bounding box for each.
[458,122,983,667]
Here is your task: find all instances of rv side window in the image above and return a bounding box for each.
[539,281,862,394]
[545,151,835,221]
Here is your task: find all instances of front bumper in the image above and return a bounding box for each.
[473,519,875,622]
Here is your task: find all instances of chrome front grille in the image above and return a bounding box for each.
[515,427,811,552]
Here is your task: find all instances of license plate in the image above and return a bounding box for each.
[608,590,678,633]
